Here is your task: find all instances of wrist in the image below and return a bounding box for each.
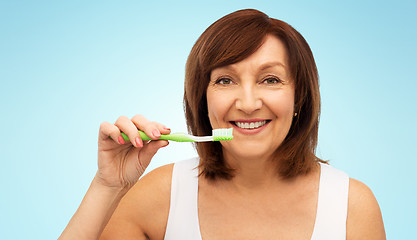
[92,174,131,197]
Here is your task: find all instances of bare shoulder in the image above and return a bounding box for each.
[101,163,174,240]
[346,178,386,240]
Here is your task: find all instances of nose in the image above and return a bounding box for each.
[235,85,262,114]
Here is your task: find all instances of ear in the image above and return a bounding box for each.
[293,100,301,116]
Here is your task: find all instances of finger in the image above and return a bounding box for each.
[138,140,169,170]
[114,116,142,147]
[99,121,123,144]
[131,115,169,140]
[154,122,171,135]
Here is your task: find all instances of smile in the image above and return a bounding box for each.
[233,120,270,129]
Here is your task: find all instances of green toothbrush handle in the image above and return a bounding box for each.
[121,131,195,142]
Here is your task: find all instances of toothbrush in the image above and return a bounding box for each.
[120,128,233,142]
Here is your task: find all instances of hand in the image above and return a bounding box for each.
[95,114,171,190]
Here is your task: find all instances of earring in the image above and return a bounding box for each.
[294,112,298,117]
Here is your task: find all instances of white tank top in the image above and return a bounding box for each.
[164,158,349,240]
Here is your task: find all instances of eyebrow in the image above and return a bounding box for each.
[219,61,286,72]
[258,61,286,71]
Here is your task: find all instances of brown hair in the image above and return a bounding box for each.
[184,9,324,180]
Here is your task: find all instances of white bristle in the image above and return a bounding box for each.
[212,128,233,139]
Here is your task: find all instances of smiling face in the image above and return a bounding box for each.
[206,35,295,161]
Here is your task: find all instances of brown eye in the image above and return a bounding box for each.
[262,77,281,85]
[216,78,233,85]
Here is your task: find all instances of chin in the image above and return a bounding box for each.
[223,141,277,161]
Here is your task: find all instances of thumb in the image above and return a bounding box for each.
[138,140,169,169]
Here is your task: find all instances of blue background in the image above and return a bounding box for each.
[1,0,416,239]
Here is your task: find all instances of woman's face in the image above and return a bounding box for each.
[206,35,295,161]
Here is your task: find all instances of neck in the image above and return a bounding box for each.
[222,150,288,191]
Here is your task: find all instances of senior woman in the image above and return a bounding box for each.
[60,9,385,240]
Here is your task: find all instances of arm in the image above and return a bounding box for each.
[59,115,171,240]
[346,178,386,240]
[59,176,129,240]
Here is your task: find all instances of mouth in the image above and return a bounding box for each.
[231,120,271,130]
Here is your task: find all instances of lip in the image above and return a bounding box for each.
[230,119,271,135]
[232,118,267,123]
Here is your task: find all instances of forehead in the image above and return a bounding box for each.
[244,35,288,65]
[213,35,289,74]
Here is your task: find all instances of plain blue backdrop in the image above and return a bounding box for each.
[1,0,416,239]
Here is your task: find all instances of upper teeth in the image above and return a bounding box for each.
[235,120,267,129]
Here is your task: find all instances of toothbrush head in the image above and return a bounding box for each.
[212,128,233,141]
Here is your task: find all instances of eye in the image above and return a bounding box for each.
[262,77,281,85]
[215,77,233,85]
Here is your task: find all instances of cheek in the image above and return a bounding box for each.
[206,89,234,127]
[264,90,295,117]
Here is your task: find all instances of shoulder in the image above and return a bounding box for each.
[101,163,174,240]
[131,163,174,214]
[346,178,386,240]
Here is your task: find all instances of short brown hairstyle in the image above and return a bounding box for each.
[184,9,324,180]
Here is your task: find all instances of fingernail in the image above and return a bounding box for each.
[164,127,171,131]
[162,142,169,148]
[135,137,143,147]
[118,135,125,144]
[152,129,161,138]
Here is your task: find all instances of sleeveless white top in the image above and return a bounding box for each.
[164,158,349,240]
